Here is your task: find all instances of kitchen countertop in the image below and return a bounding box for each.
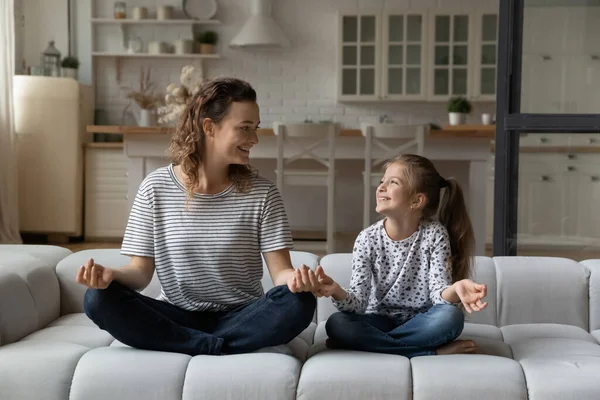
[85,124,495,149]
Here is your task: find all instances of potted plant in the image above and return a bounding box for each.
[61,56,80,79]
[121,67,164,126]
[196,31,218,54]
[447,96,472,126]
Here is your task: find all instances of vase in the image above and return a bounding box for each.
[62,68,78,79]
[137,109,156,127]
[448,112,466,126]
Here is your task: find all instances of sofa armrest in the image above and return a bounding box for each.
[0,252,61,346]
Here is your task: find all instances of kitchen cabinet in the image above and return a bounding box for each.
[336,8,497,102]
[486,150,600,248]
[84,147,129,239]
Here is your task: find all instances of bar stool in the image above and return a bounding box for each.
[273,122,339,254]
[361,123,428,228]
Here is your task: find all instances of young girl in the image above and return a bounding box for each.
[76,77,320,356]
[316,153,488,357]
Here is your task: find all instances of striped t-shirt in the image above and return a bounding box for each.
[121,164,293,312]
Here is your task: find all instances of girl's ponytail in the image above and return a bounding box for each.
[437,177,474,282]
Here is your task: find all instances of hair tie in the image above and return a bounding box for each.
[440,177,449,189]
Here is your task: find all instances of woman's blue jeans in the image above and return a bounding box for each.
[84,281,316,356]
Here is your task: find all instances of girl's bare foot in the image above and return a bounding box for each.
[435,340,477,355]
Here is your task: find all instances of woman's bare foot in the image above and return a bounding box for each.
[435,340,477,355]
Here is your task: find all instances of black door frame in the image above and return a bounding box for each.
[493,0,600,256]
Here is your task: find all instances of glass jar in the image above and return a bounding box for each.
[114,2,126,19]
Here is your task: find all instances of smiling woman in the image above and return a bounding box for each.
[76,77,322,356]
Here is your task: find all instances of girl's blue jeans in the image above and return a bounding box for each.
[325,304,465,358]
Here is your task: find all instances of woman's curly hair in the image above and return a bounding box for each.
[167,77,258,201]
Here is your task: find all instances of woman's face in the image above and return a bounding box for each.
[205,101,260,165]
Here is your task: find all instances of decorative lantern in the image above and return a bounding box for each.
[41,41,61,77]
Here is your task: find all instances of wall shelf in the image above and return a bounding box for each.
[92,52,220,59]
[91,18,221,25]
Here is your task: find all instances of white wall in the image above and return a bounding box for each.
[17,0,69,71]
[17,0,498,237]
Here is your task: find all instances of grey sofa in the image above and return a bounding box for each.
[1,244,600,400]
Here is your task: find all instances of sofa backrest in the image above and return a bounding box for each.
[0,246,68,345]
[495,257,590,329]
[315,255,594,330]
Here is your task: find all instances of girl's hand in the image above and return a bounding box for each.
[75,258,114,289]
[287,264,320,294]
[454,279,487,313]
[314,265,340,298]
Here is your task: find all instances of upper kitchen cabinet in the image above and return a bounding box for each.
[427,10,497,101]
[337,12,382,101]
[337,10,428,101]
[336,9,497,103]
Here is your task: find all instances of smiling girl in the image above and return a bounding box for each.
[316,153,488,357]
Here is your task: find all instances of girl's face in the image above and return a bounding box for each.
[375,162,419,217]
[205,101,260,165]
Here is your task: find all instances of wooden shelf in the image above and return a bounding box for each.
[92,52,220,59]
[91,18,221,25]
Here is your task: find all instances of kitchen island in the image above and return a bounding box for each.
[86,124,495,256]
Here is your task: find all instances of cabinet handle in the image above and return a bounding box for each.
[567,166,577,172]
[591,55,600,61]
[539,137,549,144]
[541,175,551,181]
[589,138,598,144]
[541,55,552,61]
[592,176,599,182]
[567,153,576,160]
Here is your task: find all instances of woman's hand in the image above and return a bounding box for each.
[287,264,320,294]
[314,265,341,298]
[454,279,487,313]
[75,258,114,289]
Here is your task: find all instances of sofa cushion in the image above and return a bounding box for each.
[0,253,61,345]
[593,330,600,343]
[460,322,503,340]
[580,259,600,331]
[501,323,597,345]
[511,338,600,400]
[458,323,512,358]
[70,347,190,400]
[411,355,527,400]
[21,324,114,348]
[69,347,301,400]
[0,244,71,267]
[0,341,88,400]
[495,257,590,329]
[297,351,412,400]
[183,353,301,400]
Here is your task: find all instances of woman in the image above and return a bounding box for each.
[77,77,319,356]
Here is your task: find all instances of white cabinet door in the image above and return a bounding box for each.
[521,53,566,113]
[85,147,129,239]
[337,12,381,101]
[381,10,427,100]
[427,11,473,100]
[473,11,498,100]
[518,156,566,243]
[566,156,600,242]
